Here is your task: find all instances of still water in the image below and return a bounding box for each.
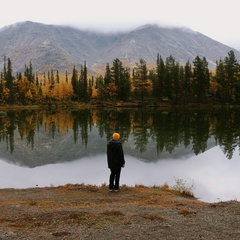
[0,108,240,203]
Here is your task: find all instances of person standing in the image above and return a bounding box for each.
[107,133,125,192]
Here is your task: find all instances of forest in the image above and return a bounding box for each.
[0,50,239,106]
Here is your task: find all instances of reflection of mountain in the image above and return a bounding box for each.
[0,126,101,168]
[126,135,217,162]
[2,108,238,168]
[0,125,217,168]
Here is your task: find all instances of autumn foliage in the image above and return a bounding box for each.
[1,50,240,106]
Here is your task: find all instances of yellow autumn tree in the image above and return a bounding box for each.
[41,81,73,102]
[2,88,10,104]
[17,76,37,104]
[41,84,50,98]
[25,89,33,102]
[53,81,74,101]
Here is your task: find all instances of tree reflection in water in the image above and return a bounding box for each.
[0,108,239,167]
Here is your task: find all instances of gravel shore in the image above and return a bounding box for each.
[0,184,239,239]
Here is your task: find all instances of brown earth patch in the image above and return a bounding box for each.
[0,184,239,239]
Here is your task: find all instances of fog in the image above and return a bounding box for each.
[1,146,240,203]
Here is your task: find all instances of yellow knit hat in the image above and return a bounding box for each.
[112,133,120,140]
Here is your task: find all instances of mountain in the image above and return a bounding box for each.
[0,21,239,74]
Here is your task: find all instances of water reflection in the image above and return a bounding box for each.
[1,147,240,203]
[0,108,240,202]
[1,108,240,166]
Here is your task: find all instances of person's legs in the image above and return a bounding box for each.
[114,167,122,190]
[109,168,116,190]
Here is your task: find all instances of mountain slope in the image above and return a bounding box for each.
[0,21,239,74]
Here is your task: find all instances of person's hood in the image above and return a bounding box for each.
[109,139,120,144]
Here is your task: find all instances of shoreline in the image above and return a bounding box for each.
[0,101,240,111]
[0,184,239,239]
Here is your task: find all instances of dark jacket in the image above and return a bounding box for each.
[107,139,125,169]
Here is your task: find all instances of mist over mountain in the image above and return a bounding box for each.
[0,124,217,168]
[0,21,239,74]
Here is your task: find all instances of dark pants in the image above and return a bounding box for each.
[109,167,121,190]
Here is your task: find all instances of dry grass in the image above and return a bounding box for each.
[1,184,239,239]
[0,183,202,234]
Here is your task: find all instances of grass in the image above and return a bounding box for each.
[172,177,195,197]
[0,182,203,234]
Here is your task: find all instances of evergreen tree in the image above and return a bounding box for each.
[183,61,192,102]
[192,56,210,102]
[65,71,68,83]
[178,65,184,102]
[109,58,131,100]
[104,63,111,86]
[153,53,165,100]
[35,72,39,87]
[5,58,15,104]
[50,69,55,86]
[43,72,46,86]
[120,67,131,100]
[164,55,176,101]
[0,71,3,101]
[3,55,7,80]
[215,59,226,103]
[71,66,79,101]
[223,50,240,103]
[133,58,149,101]
[172,61,181,102]
[88,79,93,100]
[79,61,88,101]
[24,61,34,83]
[56,70,60,84]
[111,58,122,87]
[47,71,51,85]
[95,75,107,100]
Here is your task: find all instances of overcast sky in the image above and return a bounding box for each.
[1,0,240,50]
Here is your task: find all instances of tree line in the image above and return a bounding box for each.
[1,50,239,105]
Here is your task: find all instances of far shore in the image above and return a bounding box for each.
[0,101,239,111]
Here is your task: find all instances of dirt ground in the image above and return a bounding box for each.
[0,184,240,240]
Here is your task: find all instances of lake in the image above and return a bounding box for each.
[0,108,240,203]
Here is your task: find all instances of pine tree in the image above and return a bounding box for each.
[153,53,165,100]
[133,58,149,102]
[118,66,131,100]
[24,61,34,83]
[172,62,180,102]
[164,55,176,101]
[50,69,55,86]
[3,56,7,80]
[215,59,226,103]
[65,71,68,83]
[43,72,46,86]
[71,66,79,101]
[79,61,88,101]
[223,50,240,103]
[183,61,192,102]
[113,58,131,100]
[35,72,39,87]
[5,58,15,104]
[56,70,60,84]
[192,56,210,102]
[104,63,111,86]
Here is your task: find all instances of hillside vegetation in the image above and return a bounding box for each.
[0,49,240,106]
